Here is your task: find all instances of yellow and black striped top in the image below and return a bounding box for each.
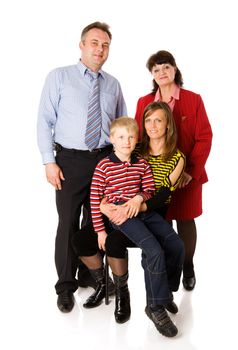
[147,149,185,203]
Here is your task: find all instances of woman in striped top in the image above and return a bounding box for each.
[138,101,185,217]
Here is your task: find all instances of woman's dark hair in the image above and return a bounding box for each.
[140,101,177,161]
[146,50,183,93]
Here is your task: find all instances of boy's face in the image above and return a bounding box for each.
[110,126,138,160]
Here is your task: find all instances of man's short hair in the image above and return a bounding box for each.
[81,21,112,41]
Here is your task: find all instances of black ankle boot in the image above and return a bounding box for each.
[78,263,115,294]
[113,272,131,324]
[83,267,106,308]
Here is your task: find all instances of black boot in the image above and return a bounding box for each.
[83,267,106,308]
[113,272,131,324]
[78,260,115,294]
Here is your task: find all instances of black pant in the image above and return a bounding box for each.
[54,146,112,294]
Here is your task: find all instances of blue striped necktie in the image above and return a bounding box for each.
[85,71,102,151]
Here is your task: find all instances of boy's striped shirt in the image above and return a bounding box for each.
[90,152,155,233]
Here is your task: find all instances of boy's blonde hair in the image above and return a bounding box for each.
[110,116,139,136]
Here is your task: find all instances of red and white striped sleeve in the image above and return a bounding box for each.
[90,163,107,233]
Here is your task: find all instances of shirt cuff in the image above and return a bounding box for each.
[41,152,55,164]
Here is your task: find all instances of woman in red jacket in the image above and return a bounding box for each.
[135,50,212,291]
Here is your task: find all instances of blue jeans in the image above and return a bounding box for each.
[112,211,184,306]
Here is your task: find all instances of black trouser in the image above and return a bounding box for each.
[54,145,112,294]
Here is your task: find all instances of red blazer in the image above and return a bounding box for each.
[135,88,213,184]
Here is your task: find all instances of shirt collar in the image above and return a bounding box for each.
[108,152,139,164]
[76,60,105,79]
[155,84,180,101]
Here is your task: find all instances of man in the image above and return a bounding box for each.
[37,22,127,313]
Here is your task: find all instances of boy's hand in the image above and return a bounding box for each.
[123,195,143,218]
[97,231,108,251]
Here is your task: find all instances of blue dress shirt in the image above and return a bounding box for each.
[37,61,127,164]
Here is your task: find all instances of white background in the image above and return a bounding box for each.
[1,0,238,349]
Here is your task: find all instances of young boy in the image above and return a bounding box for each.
[90,116,184,337]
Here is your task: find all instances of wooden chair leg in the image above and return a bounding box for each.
[105,255,109,305]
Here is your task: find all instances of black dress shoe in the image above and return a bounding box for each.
[57,291,74,313]
[183,276,196,291]
[145,306,178,337]
[83,283,106,308]
[165,300,178,314]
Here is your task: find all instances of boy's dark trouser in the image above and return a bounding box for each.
[112,211,184,306]
[54,146,111,294]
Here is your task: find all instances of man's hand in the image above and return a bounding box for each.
[45,163,65,190]
[97,231,108,251]
[100,198,128,225]
[179,172,192,188]
[122,195,143,218]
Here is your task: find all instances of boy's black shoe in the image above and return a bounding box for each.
[145,306,178,337]
[165,300,178,314]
